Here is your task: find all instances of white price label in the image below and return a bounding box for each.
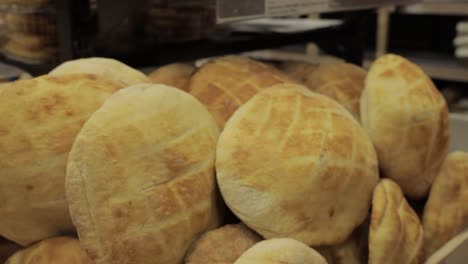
[266,0,328,16]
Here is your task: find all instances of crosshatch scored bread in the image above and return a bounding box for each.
[189,56,295,129]
[148,63,195,92]
[216,83,379,246]
[360,54,449,198]
[0,74,122,246]
[66,84,221,264]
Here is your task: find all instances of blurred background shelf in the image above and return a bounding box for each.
[400,1,468,16]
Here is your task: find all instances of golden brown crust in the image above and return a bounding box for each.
[0,74,122,246]
[5,237,92,264]
[234,238,328,264]
[360,54,450,198]
[422,151,468,258]
[216,83,379,246]
[65,84,221,264]
[185,223,262,264]
[369,179,423,264]
[305,63,366,120]
[189,56,295,129]
[148,63,195,92]
[50,57,151,87]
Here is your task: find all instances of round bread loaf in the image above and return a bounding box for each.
[50,57,151,87]
[148,63,195,92]
[185,223,261,264]
[6,237,92,264]
[305,63,366,119]
[0,74,122,246]
[216,84,379,246]
[360,54,449,198]
[369,179,423,264]
[422,151,468,258]
[0,238,21,264]
[189,56,294,129]
[66,84,221,264]
[234,238,327,264]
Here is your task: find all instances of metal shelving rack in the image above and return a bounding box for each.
[1,0,419,75]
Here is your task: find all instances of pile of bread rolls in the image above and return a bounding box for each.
[0,54,465,264]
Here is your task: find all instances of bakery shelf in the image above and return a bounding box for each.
[399,1,468,16]
[364,51,468,83]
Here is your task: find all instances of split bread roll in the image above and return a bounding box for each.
[5,237,92,264]
[0,74,122,246]
[66,84,221,264]
[185,223,262,264]
[216,84,379,246]
[360,54,449,198]
[0,238,21,264]
[305,63,366,119]
[148,63,195,91]
[50,57,151,87]
[189,56,294,129]
[234,238,328,264]
[369,179,423,264]
[423,151,468,258]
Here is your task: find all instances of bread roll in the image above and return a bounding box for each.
[360,54,449,198]
[216,84,379,246]
[50,57,151,87]
[315,232,364,264]
[0,238,21,264]
[279,61,319,84]
[148,63,195,91]
[305,63,366,119]
[0,74,122,246]
[6,237,92,264]
[234,238,327,264]
[66,84,221,264]
[369,179,423,264]
[185,223,261,264]
[423,151,468,258]
[189,56,294,128]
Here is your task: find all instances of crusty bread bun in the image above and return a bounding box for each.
[148,63,195,92]
[360,54,449,198]
[234,238,327,264]
[66,84,221,264]
[189,56,295,129]
[185,223,261,264]
[6,237,92,264]
[423,151,468,258]
[216,84,379,246]
[369,179,423,264]
[0,74,122,246]
[305,63,366,119]
[50,57,151,87]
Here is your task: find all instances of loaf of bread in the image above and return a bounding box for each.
[50,57,151,87]
[423,151,468,258]
[148,63,195,91]
[216,84,379,246]
[6,237,92,264]
[369,179,423,264]
[360,54,449,198]
[66,84,221,264]
[185,223,261,264]
[189,56,294,128]
[0,74,122,246]
[234,238,327,264]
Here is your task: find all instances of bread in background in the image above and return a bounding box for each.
[279,61,319,84]
[216,84,379,246]
[423,151,468,258]
[50,57,151,87]
[360,54,449,198]
[66,84,221,264]
[6,237,92,264]
[234,238,327,264]
[369,179,423,264]
[148,63,195,92]
[0,74,122,246]
[185,223,261,264]
[189,56,295,129]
